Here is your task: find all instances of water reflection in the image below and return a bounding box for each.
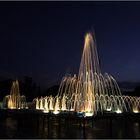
[5,118,17,138]
[0,116,140,138]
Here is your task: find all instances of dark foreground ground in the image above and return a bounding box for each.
[0,109,140,139]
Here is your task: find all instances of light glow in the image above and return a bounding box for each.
[106,108,111,111]
[116,109,122,114]
[84,112,94,117]
[133,110,139,113]
[53,110,60,115]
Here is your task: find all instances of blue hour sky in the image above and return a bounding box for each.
[0,1,140,88]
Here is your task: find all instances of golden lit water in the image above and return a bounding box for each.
[34,32,140,115]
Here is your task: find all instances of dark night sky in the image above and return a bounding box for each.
[0,1,140,88]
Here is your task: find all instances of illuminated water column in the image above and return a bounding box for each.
[3,80,27,109]
[75,33,100,116]
[8,80,20,109]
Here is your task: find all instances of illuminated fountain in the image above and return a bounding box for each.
[3,80,28,109]
[56,33,127,116]
[33,32,139,116]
